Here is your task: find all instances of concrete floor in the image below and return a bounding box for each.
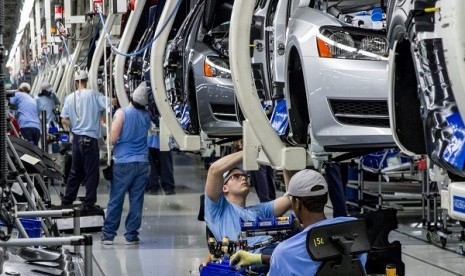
[50,152,465,275]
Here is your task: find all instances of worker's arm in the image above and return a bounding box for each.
[61,118,71,127]
[110,109,124,145]
[283,170,298,191]
[205,151,243,202]
[272,169,299,216]
[273,196,291,216]
[261,255,271,265]
[60,96,71,127]
[52,93,60,105]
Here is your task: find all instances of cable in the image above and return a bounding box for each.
[96,0,184,57]
[61,36,73,63]
[327,0,344,9]
[75,24,100,68]
[71,22,95,42]
[44,51,63,69]
[73,81,82,123]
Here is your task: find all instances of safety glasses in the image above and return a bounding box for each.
[225,173,248,183]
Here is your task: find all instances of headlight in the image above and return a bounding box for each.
[317,26,389,61]
[204,56,231,78]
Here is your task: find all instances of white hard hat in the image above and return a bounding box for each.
[132,82,148,107]
[41,82,53,92]
[18,82,31,92]
[74,69,88,81]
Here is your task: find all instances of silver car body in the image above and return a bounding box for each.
[285,7,394,155]
[164,0,240,138]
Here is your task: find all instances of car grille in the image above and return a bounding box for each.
[329,99,390,127]
[210,103,237,122]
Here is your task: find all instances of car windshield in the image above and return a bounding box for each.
[208,22,230,37]
[205,21,230,57]
[321,0,385,12]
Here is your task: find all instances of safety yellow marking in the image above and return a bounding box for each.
[313,237,325,247]
[424,7,440,13]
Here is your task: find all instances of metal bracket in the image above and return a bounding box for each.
[150,0,200,152]
[230,0,306,170]
[113,0,147,108]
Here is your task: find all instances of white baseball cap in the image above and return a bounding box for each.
[74,69,88,81]
[41,82,53,92]
[18,82,31,92]
[132,82,148,106]
[287,169,328,197]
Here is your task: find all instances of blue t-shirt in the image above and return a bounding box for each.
[147,133,174,149]
[269,217,368,276]
[113,106,151,164]
[204,193,274,246]
[147,133,160,149]
[35,93,60,126]
[61,88,108,139]
[10,92,41,130]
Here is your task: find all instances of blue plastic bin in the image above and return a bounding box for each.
[18,217,42,238]
[0,217,41,238]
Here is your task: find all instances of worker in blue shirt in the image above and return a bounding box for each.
[101,82,151,245]
[230,169,367,275]
[146,130,176,195]
[9,82,41,145]
[35,81,60,128]
[60,69,109,209]
[204,151,292,248]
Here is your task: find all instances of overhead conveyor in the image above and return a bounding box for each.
[30,67,40,95]
[57,40,84,102]
[229,0,306,170]
[52,60,66,92]
[150,0,201,152]
[54,0,94,102]
[48,64,59,90]
[31,72,42,95]
[88,13,118,92]
[113,0,147,108]
[33,70,48,96]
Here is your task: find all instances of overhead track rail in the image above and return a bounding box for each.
[88,13,118,91]
[229,0,306,170]
[113,0,147,108]
[57,40,84,102]
[150,0,201,151]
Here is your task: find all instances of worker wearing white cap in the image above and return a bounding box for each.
[35,81,60,127]
[60,69,109,210]
[10,82,41,145]
[101,81,151,245]
[230,169,368,275]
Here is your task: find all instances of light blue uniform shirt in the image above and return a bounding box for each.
[61,88,108,139]
[9,92,41,130]
[269,217,368,276]
[113,106,151,164]
[147,133,174,149]
[35,93,60,126]
[147,133,160,149]
[204,193,274,246]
